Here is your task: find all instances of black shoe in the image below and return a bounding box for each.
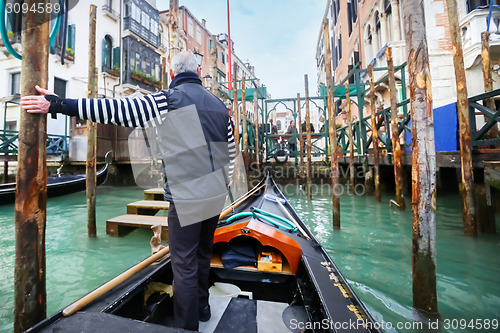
[199,305,211,322]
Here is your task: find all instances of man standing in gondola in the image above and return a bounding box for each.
[21,51,235,331]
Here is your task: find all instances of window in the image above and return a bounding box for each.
[277,120,282,131]
[196,26,202,44]
[54,78,67,98]
[132,4,141,22]
[6,121,16,132]
[151,20,158,36]
[348,2,353,36]
[10,72,20,95]
[142,12,150,29]
[135,52,141,70]
[102,35,113,71]
[337,29,342,62]
[187,18,194,36]
[221,52,225,64]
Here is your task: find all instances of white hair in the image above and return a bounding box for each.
[171,51,199,75]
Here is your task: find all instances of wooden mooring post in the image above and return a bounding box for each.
[386,47,405,210]
[242,77,248,153]
[297,93,304,177]
[168,0,179,71]
[402,0,438,314]
[232,63,239,148]
[86,5,97,238]
[211,35,218,96]
[3,159,8,183]
[14,1,50,331]
[481,31,499,137]
[254,92,259,166]
[446,0,477,237]
[161,57,167,89]
[304,75,313,200]
[368,65,381,202]
[322,18,340,228]
[345,83,355,186]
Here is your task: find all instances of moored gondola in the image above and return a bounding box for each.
[0,152,111,205]
[28,174,382,333]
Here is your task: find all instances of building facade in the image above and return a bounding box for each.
[1,0,267,163]
[316,0,500,125]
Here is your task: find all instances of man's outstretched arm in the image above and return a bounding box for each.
[20,85,168,128]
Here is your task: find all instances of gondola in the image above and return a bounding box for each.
[0,153,111,205]
[29,174,382,333]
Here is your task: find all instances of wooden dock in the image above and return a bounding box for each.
[106,188,169,239]
[127,200,170,215]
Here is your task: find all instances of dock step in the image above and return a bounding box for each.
[106,214,168,240]
[127,200,170,215]
[144,188,164,201]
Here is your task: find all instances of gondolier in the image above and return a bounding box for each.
[21,51,235,331]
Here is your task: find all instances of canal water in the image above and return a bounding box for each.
[0,184,499,332]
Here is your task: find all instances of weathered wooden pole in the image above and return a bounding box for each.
[446,0,476,237]
[402,0,438,314]
[368,65,381,202]
[211,35,218,96]
[323,18,341,228]
[161,57,167,89]
[3,159,8,183]
[297,93,304,176]
[86,5,97,238]
[14,1,49,331]
[345,83,355,186]
[481,31,498,137]
[232,63,239,148]
[304,75,313,200]
[168,0,179,75]
[242,77,248,153]
[254,91,259,165]
[386,47,405,210]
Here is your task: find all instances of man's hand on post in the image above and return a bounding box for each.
[20,85,57,114]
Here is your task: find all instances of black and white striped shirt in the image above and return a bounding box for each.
[48,91,236,178]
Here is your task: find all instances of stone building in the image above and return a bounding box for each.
[316,0,500,124]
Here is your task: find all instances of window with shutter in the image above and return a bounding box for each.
[113,47,121,71]
[102,35,113,72]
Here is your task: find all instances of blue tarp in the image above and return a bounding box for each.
[405,102,458,152]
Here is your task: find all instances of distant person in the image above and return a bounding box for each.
[269,118,278,135]
[301,120,315,133]
[285,120,297,152]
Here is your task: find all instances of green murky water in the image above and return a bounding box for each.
[1,185,499,332]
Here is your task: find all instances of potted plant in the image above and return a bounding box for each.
[131,69,142,82]
[65,48,75,61]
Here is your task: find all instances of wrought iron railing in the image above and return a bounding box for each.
[0,130,68,156]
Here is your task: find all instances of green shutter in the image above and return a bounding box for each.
[67,24,75,51]
[113,47,121,70]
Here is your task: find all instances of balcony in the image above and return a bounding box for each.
[123,17,159,48]
[460,8,500,68]
[103,5,120,21]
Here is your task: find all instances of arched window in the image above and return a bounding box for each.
[102,35,113,72]
[365,24,372,63]
[385,0,392,14]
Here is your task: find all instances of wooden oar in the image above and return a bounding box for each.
[265,194,310,240]
[219,183,266,220]
[62,246,170,316]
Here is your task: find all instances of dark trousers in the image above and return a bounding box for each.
[167,202,219,331]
